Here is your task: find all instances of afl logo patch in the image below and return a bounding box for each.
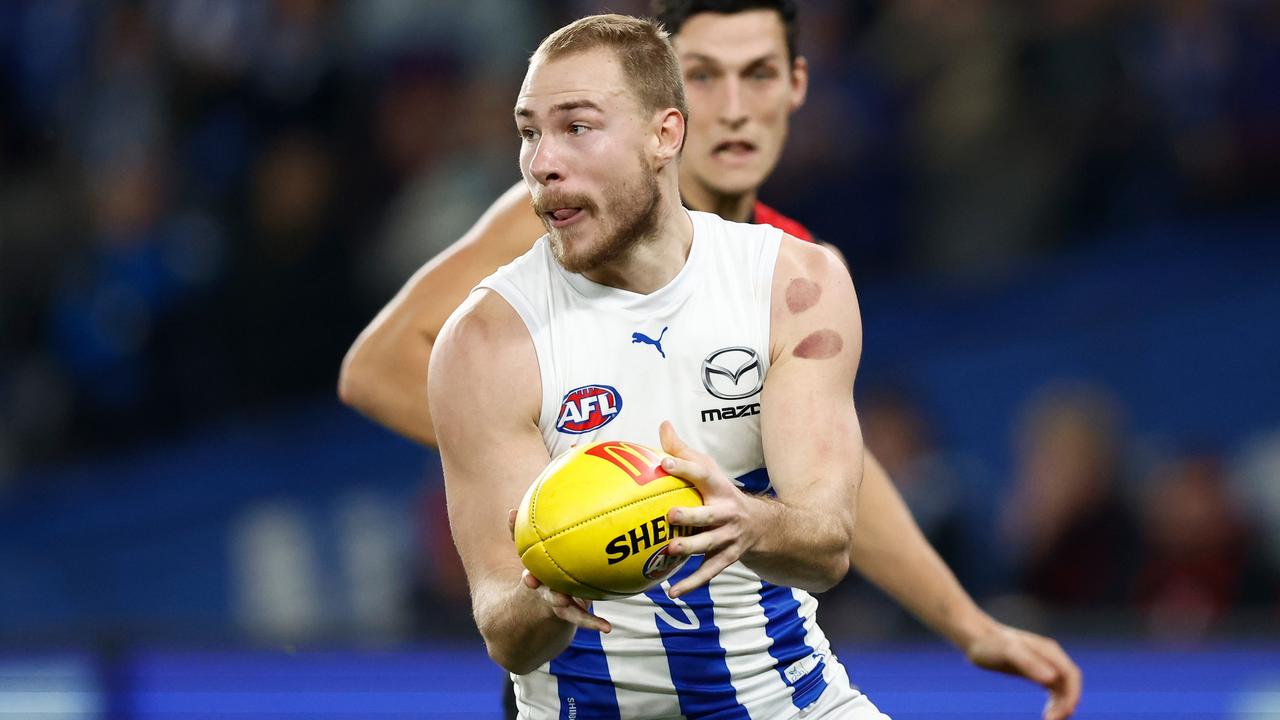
[643,547,689,581]
[556,384,622,434]
[702,346,763,400]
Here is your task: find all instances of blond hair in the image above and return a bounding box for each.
[532,14,689,124]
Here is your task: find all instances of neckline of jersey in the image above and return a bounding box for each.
[552,208,704,315]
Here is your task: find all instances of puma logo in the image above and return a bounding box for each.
[631,326,668,359]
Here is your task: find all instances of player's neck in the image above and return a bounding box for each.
[681,181,756,224]
[580,192,693,295]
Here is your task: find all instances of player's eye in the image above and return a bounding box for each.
[519,127,538,141]
[568,123,588,136]
[748,66,777,81]
[686,69,713,83]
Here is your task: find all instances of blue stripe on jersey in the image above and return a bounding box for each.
[734,467,774,496]
[551,628,621,719]
[760,581,829,709]
[644,556,751,719]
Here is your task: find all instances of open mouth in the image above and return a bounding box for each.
[545,207,584,228]
[713,140,758,160]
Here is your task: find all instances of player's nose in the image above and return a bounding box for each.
[719,77,748,129]
[527,137,565,185]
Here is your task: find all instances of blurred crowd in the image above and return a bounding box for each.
[4,0,1278,473]
[2,0,1279,643]
[827,380,1280,642]
[1,0,543,472]
[771,0,1280,275]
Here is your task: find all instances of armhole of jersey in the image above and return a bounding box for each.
[470,279,555,433]
[757,226,784,377]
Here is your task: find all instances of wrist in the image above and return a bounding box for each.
[739,493,780,555]
[947,603,1000,652]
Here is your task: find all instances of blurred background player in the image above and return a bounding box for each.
[339,1,1079,718]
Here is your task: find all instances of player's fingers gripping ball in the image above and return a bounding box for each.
[514,440,703,600]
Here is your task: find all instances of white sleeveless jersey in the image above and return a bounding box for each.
[476,210,862,719]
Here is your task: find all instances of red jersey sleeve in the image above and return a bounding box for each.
[753,201,815,243]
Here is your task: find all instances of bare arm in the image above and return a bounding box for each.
[811,238,1080,715]
[428,289,582,674]
[851,454,1082,719]
[660,236,862,595]
[339,181,546,447]
[751,237,863,588]
[850,454,989,647]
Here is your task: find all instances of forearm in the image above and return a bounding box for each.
[850,453,995,649]
[472,572,578,674]
[742,493,853,592]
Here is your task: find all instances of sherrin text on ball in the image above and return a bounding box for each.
[514,440,703,600]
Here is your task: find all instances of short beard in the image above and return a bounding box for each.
[537,157,663,275]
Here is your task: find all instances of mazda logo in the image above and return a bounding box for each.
[701,346,763,400]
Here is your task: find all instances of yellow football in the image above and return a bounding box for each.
[514,440,703,600]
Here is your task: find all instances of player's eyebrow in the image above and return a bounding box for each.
[515,99,604,119]
[681,51,782,70]
[741,55,779,74]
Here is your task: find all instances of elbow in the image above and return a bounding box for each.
[476,601,566,675]
[338,336,440,449]
[485,640,520,674]
[336,372,365,413]
[808,552,850,594]
[486,640,543,676]
[483,627,552,675]
[337,346,370,411]
[828,552,851,588]
[476,606,545,675]
[809,522,854,592]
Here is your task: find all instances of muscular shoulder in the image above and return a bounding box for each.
[436,289,526,353]
[429,289,541,433]
[769,234,861,365]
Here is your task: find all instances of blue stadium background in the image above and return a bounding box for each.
[2,1,1278,717]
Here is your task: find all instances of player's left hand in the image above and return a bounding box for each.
[507,509,612,633]
[965,622,1082,720]
[657,420,763,598]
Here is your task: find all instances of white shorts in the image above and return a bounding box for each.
[515,655,890,719]
[793,661,891,720]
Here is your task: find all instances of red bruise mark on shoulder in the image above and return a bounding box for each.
[786,278,821,314]
[792,329,842,359]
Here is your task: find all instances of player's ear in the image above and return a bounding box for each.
[788,55,809,113]
[652,107,685,169]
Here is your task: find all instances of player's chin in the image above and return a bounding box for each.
[703,166,769,197]
[549,226,594,262]
[554,243,609,276]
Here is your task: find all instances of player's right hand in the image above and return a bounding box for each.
[657,421,764,598]
[507,508,612,634]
